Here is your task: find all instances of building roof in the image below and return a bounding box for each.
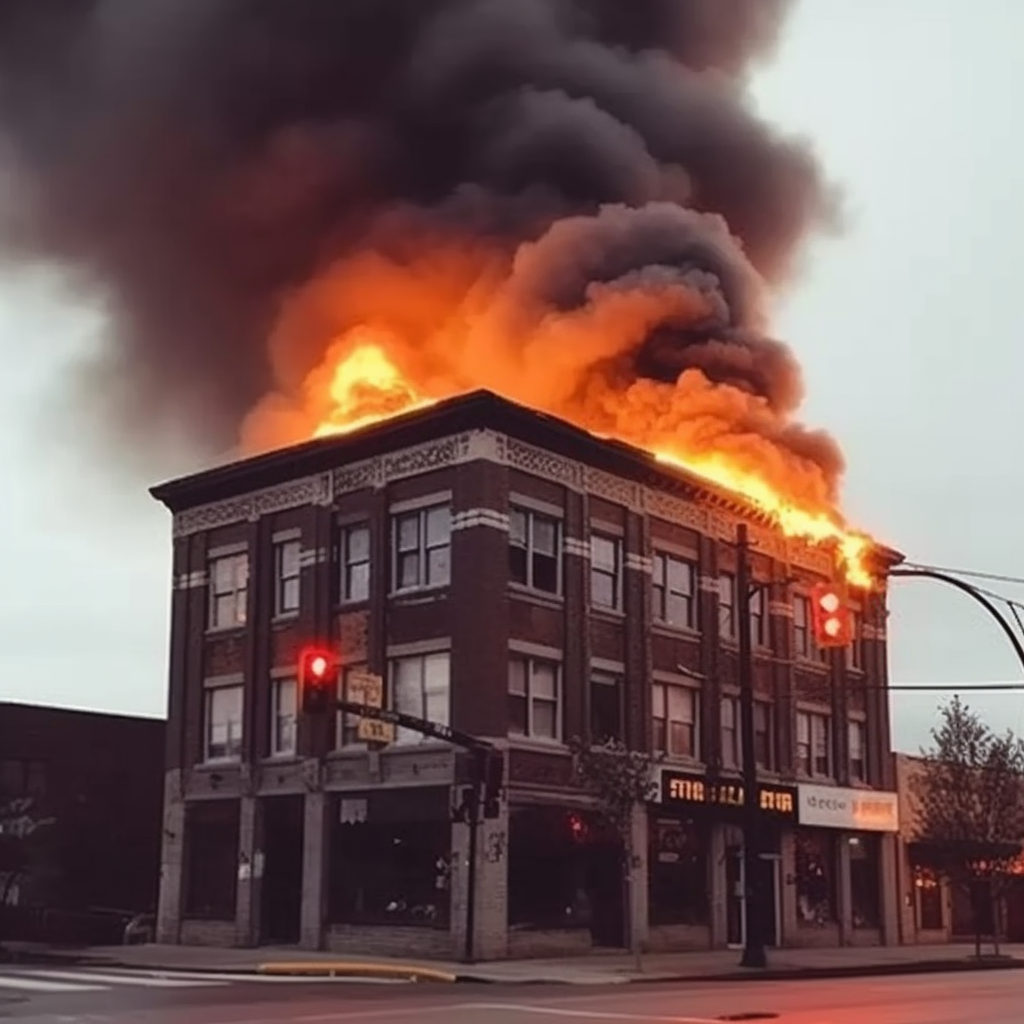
[150,389,903,569]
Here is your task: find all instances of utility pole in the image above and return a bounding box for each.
[736,523,767,968]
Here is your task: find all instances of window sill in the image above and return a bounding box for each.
[389,587,450,603]
[657,753,704,769]
[205,625,247,638]
[337,598,371,611]
[651,622,701,641]
[507,735,569,754]
[509,582,564,608]
[195,758,241,770]
[590,605,625,621]
[263,753,301,765]
[271,613,299,628]
[795,656,830,672]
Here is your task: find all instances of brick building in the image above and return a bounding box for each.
[0,703,164,943]
[151,390,903,959]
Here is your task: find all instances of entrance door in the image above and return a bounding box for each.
[725,846,780,948]
[260,796,305,945]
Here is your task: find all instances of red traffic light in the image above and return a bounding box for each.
[299,646,337,715]
[809,583,852,648]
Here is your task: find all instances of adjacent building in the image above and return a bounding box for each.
[150,389,903,958]
[0,702,164,943]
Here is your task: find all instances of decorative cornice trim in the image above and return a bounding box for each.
[452,508,510,533]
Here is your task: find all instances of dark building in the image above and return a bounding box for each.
[0,703,164,943]
[150,390,903,959]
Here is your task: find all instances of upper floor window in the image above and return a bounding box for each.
[336,662,369,749]
[390,651,450,745]
[720,695,739,768]
[749,586,767,647]
[204,685,243,762]
[754,700,775,770]
[652,552,696,629]
[340,523,371,603]
[590,672,623,744]
[392,504,451,592]
[718,573,736,640]
[509,507,560,594]
[652,682,699,760]
[591,534,622,610]
[849,719,867,782]
[793,595,811,658]
[846,611,864,670]
[269,678,297,758]
[273,539,301,618]
[797,710,832,778]
[208,553,248,630]
[509,656,561,741]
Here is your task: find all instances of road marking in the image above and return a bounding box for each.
[15,968,227,988]
[455,1005,722,1023]
[0,974,104,993]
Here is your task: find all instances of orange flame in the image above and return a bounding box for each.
[242,244,878,588]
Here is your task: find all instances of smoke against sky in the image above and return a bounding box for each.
[0,0,841,498]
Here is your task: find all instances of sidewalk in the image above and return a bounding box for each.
[25,940,1024,985]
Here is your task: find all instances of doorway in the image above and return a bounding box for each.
[259,796,305,945]
[725,845,780,948]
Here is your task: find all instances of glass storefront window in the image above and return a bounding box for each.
[914,866,944,931]
[849,834,880,928]
[647,816,709,926]
[794,828,836,926]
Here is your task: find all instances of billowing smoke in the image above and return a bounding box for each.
[0,0,843,494]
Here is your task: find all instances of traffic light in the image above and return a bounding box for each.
[299,646,337,715]
[809,582,853,648]
[483,751,504,819]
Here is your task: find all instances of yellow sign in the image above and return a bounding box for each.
[664,773,796,818]
[345,671,394,745]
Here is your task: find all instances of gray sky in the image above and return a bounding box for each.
[1,1,1023,752]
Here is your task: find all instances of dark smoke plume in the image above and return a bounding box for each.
[0,0,839,473]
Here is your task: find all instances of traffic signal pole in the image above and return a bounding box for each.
[735,523,767,968]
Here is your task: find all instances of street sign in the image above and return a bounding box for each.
[344,671,395,744]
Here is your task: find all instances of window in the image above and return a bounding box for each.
[590,672,623,743]
[269,678,297,757]
[849,835,880,929]
[590,534,621,610]
[795,829,836,926]
[390,652,450,745]
[652,683,698,759]
[849,719,866,782]
[648,816,710,927]
[204,685,243,762]
[392,504,451,591]
[718,573,736,640]
[846,611,863,669]
[509,507,560,593]
[183,801,239,920]
[796,710,832,778]
[336,662,369,749]
[652,552,697,629]
[754,700,774,770]
[340,523,370,603]
[208,553,248,630]
[749,586,767,647]
[793,595,811,657]
[509,656,561,741]
[273,539,301,617]
[915,867,944,931]
[720,695,739,768]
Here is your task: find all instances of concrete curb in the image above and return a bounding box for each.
[75,953,1024,986]
[256,961,458,983]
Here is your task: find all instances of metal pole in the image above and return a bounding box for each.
[736,523,767,969]
[463,751,483,964]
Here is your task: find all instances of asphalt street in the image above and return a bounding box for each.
[1,965,1023,1023]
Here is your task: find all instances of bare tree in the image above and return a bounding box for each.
[569,737,660,970]
[0,795,55,958]
[912,696,1024,956]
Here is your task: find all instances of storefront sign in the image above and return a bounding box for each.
[660,770,797,820]
[797,783,899,833]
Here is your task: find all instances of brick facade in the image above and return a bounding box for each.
[151,391,903,958]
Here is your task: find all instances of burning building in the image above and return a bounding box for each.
[150,390,902,957]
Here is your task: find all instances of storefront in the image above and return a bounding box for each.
[794,783,900,947]
[654,769,798,950]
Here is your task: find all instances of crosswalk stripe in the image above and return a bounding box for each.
[13,968,227,989]
[0,974,104,993]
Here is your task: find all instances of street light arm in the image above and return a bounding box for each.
[888,567,1024,677]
